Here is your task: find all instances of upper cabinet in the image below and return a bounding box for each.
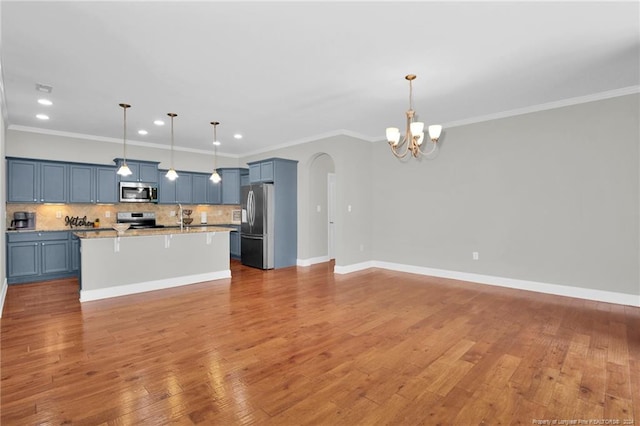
[248,160,274,183]
[113,159,159,184]
[7,158,67,203]
[69,164,118,204]
[219,168,246,205]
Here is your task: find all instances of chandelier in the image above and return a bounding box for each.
[165,113,179,180]
[210,121,221,183]
[386,74,442,158]
[117,103,133,176]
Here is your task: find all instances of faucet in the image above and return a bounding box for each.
[177,203,183,231]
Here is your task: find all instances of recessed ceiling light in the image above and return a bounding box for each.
[153,120,165,126]
[36,114,49,120]
[233,134,243,140]
[213,141,221,146]
[37,98,53,106]
[138,130,148,135]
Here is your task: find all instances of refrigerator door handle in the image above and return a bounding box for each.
[242,235,263,240]
[248,190,255,227]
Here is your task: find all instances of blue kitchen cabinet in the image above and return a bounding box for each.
[220,168,245,205]
[70,234,80,273]
[69,164,118,204]
[207,178,221,204]
[191,173,209,204]
[69,164,94,203]
[7,231,73,284]
[113,159,159,184]
[158,171,177,204]
[95,166,118,203]
[6,158,67,203]
[175,173,193,204]
[228,225,241,259]
[40,162,68,203]
[7,159,39,202]
[249,160,274,183]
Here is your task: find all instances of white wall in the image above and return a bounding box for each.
[0,0,7,317]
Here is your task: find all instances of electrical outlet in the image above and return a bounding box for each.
[170,211,176,217]
[348,205,352,212]
[105,211,111,218]
[473,252,479,260]
[317,205,321,213]
[56,211,62,218]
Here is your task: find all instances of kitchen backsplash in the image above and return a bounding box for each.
[6,203,240,231]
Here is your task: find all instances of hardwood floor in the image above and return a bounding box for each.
[1,261,638,425]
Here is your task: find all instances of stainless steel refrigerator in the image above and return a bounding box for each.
[241,183,275,269]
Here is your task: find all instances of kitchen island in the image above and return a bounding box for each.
[74,226,233,302]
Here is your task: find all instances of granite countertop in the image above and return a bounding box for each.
[7,223,240,234]
[74,225,235,239]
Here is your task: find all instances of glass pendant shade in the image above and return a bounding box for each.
[410,121,424,136]
[386,127,400,145]
[428,125,442,141]
[210,170,221,183]
[117,163,132,176]
[166,168,178,181]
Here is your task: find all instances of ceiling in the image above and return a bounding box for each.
[2,1,639,158]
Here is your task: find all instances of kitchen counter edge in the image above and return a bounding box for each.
[73,226,236,239]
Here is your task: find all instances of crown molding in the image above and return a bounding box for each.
[6,124,240,158]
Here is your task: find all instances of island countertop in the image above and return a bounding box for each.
[74,225,236,239]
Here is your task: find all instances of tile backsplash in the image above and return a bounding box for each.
[6,203,240,231]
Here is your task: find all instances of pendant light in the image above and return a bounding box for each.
[117,103,133,176]
[165,112,179,180]
[210,121,222,183]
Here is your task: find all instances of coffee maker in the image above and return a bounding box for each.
[11,212,36,230]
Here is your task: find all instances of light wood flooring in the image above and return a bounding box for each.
[1,260,638,425]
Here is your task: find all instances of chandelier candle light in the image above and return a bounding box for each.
[386,74,442,158]
[117,103,133,176]
[210,121,222,183]
[165,112,179,180]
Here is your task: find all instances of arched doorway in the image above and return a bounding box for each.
[308,153,336,263]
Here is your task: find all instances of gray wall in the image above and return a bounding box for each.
[5,129,241,172]
[372,94,639,296]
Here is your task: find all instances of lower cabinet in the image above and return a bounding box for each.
[229,225,241,259]
[7,231,78,284]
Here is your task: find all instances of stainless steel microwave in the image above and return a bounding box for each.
[119,182,158,203]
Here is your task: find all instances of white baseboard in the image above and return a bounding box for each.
[334,260,640,307]
[0,278,7,318]
[297,255,330,267]
[333,261,375,275]
[79,270,231,302]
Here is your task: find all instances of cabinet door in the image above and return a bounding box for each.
[221,169,240,205]
[191,174,209,204]
[7,241,40,278]
[207,179,221,204]
[248,164,261,183]
[260,161,274,182]
[175,173,192,204]
[41,240,69,274]
[139,163,158,184]
[229,229,241,258]
[95,167,118,203]
[70,235,80,273]
[158,173,177,204]
[41,163,67,203]
[7,159,39,202]
[69,165,94,203]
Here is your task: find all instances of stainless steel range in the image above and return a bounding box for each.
[116,212,165,229]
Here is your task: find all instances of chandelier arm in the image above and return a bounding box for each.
[417,140,438,157]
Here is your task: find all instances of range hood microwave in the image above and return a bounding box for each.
[119,182,158,203]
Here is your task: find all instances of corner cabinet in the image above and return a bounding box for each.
[245,158,298,268]
[6,231,77,284]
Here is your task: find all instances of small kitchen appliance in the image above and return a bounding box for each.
[119,182,158,203]
[10,211,36,230]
